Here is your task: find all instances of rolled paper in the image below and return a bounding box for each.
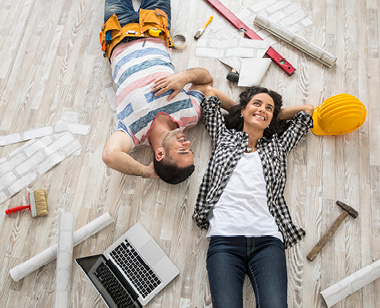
[254,14,337,68]
[54,212,75,308]
[10,212,114,282]
[320,259,380,307]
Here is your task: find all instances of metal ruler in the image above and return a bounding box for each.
[205,0,296,76]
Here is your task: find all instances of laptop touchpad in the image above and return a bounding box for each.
[140,240,165,265]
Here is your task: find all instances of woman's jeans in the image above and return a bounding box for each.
[104,0,171,28]
[206,236,288,308]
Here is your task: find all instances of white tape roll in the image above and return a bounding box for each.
[173,34,187,49]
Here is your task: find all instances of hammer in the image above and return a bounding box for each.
[307,201,358,262]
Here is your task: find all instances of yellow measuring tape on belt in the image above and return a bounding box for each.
[99,8,173,59]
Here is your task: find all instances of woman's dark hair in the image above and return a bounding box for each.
[224,86,290,138]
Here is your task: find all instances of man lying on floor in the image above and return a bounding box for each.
[101,0,218,184]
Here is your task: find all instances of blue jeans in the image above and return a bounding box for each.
[206,237,288,308]
[104,0,171,28]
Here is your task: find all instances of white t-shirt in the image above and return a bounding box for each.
[207,151,283,241]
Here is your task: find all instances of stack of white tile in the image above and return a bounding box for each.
[0,132,82,204]
[0,113,91,205]
[204,0,313,46]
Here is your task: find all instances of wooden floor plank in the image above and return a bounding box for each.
[1,0,379,307]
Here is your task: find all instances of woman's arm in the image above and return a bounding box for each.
[201,94,230,144]
[278,104,314,120]
[278,105,314,155]
[203,86,236,111]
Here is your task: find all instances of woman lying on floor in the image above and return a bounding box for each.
[193,85,314,308]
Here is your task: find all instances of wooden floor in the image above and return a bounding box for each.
[1,0,379,307]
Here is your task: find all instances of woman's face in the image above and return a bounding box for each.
[241,93,275,130]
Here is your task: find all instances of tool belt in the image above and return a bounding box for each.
[100,8,173,59]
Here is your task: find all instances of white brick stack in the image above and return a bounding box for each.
[0,132,82,204]
[197,0,313,57]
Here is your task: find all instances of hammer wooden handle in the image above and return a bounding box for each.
[307,211,349,261]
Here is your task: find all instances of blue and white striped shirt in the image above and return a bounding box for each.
[111,38,204,149]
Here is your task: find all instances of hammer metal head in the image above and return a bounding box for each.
[336,200,359,218]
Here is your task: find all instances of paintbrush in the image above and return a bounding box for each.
[5,189,48,217]
[194,16,213,39]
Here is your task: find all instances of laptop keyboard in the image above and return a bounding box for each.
[94,262,138,308]
[110,240,162,298]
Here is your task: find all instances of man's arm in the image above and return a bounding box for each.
[102,131,158,178]
[152,68,213,100]
[278,104,314,120]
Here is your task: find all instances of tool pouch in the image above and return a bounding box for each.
[100,8,173,59]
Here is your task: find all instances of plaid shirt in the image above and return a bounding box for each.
[193,96,313,249]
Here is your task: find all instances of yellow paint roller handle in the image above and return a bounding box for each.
[203,16,213,29]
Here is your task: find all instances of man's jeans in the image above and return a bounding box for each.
[206,236,288,308]
[104,0,171,28]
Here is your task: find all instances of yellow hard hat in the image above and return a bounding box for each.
[311,94,367,135]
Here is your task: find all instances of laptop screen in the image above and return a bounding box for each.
[76,223,179,307]
[76,254,141,308]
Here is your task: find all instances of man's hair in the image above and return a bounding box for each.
[153,155,195,184]
[224,86,289,138]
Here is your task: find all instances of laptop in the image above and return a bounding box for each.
[76,222,179,307]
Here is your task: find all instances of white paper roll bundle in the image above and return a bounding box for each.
[254,14,337,68]
[54,212,75,308]
[10,212,114,282]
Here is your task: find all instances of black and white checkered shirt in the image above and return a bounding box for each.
[193,96,313,249]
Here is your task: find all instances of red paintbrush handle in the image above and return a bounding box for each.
[5,205,30,215]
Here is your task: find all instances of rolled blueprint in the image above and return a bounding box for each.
[10,212,114,282]
[54,212,75,308]
[254,14,337,67]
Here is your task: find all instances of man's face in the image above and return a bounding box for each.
[162,128,194,168]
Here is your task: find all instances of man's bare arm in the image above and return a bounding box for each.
[102,131,158,178]
[152,68,213,100]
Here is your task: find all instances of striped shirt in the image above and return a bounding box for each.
[193,96,313,249]
[111,38,204,149]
